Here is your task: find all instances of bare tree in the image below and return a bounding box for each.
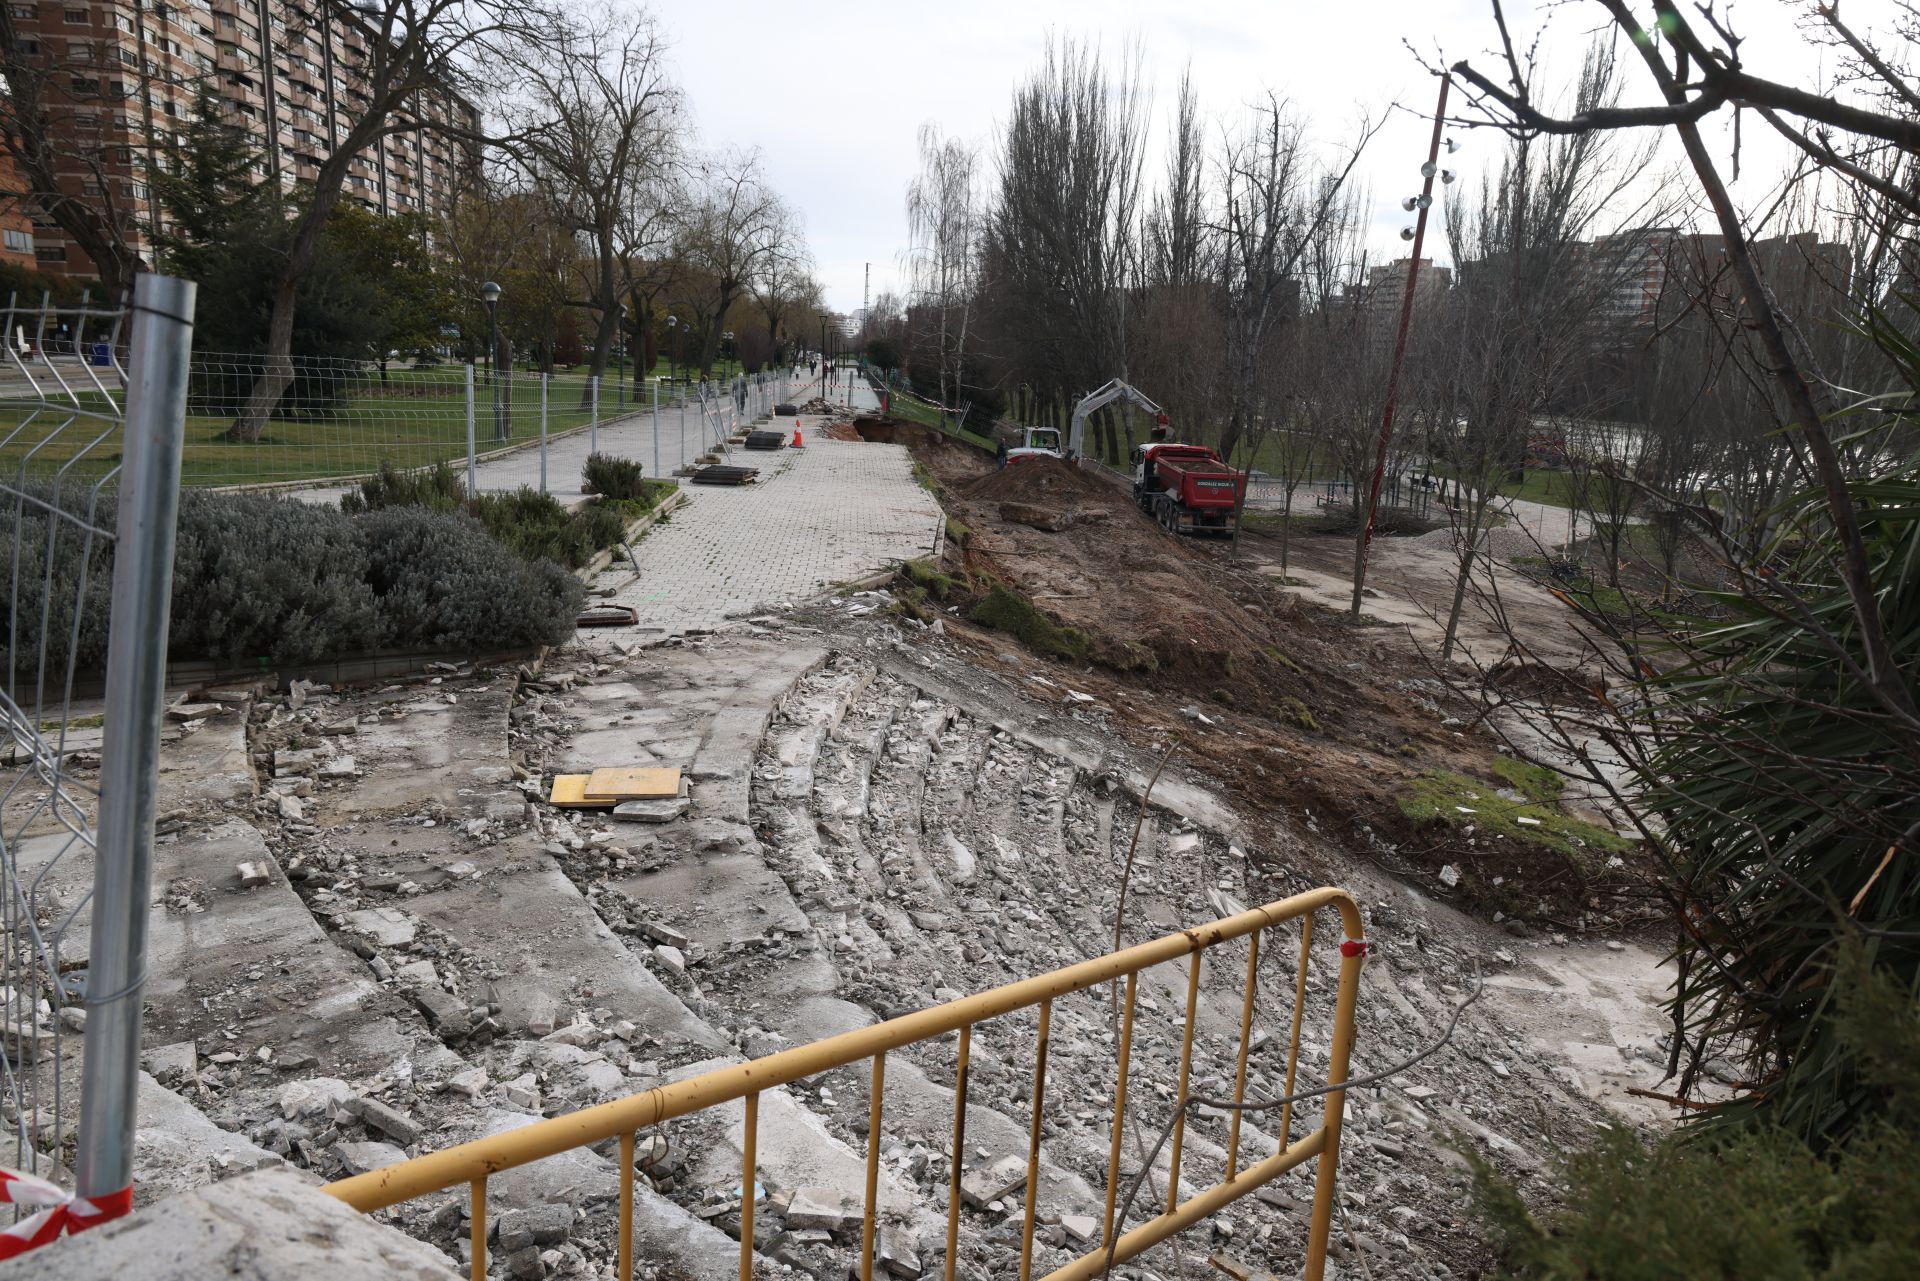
[229,0,531,440]
[677,150,792,378]
[904,123,982,405]
[1211,95,1378,465]
[1431,43,1660,657]
[509,3,677,402]
[988,36,1149,461]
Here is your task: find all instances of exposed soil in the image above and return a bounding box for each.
[894,430,1650,932]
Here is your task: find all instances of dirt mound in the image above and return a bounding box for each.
[851,418,993,475]
[958,457,1117,505]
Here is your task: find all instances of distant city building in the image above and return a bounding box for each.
[5,0,479,281]
[1362,257,1451,350]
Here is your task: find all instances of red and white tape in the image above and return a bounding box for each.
[0,1166,131,1258]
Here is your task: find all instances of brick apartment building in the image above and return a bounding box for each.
[4,0,477,280]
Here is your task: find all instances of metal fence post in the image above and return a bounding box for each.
[464,363,477,494]
[539,372,549,495]
[679,391,685,471]
[651,379,660,480]
[590,374,599,456]
[75,271,195,1207]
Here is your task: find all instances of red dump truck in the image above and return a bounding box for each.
[1131,442,1248,537]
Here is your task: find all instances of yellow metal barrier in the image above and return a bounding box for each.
[326,887,1367,1281]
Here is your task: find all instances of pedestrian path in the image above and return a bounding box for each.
[580,418,943,640]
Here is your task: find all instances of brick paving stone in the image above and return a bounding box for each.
[586,425,942,638]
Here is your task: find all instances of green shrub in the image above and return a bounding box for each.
[359,506,583,651]
[968,584,1088,663]
[583,453,647,501]
[1281,696,1318,731]
[466,487,626,569]
[1398,768,1631,864]
[903,558,959,601]
[171,490,381,664]
[340,459,463,515]
[0,479,118,679]
[1474,947,1920,1279]
[342,461,632,570]
[1492,755,1563,804]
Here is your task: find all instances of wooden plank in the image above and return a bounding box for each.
[583,767,682,802]
[548,775,611,808]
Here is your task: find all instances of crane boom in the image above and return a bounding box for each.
[1066,379,1165,460]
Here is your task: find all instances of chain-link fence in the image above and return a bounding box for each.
[1,281,191,1239]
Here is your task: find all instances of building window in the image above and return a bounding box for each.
[10,4,35,17]
[62,6,85,21]
[69,76,98,95]
[67,40,91,59]
[4,230,33,253]
[35,245,66,263]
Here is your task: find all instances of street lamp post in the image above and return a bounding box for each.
[667,314,680,386]
[481,280,504,442]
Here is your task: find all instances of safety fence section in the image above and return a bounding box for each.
[0,279,194,1248]
[327,887,1368,1281]
[0,348,790,492]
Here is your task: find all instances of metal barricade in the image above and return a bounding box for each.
[328,887,1367,1281]
[0,277,194,1234]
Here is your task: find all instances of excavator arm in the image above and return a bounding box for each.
[1066,379,1166,460]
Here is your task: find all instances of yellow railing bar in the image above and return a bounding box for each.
[1165,950,1203,1211]
[1018,998,1053,1281]
[325,887,1362,1215]
[1041,1129,1327,1281]
[468,1178,485,1281]
[944,1026,970,1281]
[860,1055,885,1281]
[1279,913,1314,1152]
[740,1094,759,1281]
[1227,930,1261,1179]
[1099,971,1137,1249]
[617,1134,635,1280]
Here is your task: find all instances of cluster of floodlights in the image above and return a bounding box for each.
[1398,138,1461,239]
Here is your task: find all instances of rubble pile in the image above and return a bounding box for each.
[41,607,1674,1281]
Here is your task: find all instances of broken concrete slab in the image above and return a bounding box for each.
[611,854,810,948]
[133,1072,290,1204]
[405,838,723,1049]
[0,1167,461,1280]
[611,796,690,823]
[333,1139,408,1175]
[331,686,515,816]
[343,905,417,948]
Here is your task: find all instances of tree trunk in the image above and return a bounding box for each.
[228,275,300,441]
[1440,525,1486,661]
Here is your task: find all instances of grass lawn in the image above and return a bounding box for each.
[888,392,996,452]
[0,367,684,488]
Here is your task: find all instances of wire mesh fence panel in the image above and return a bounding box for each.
[170,357,617,489]
[0,293,130,1201]
[0,282,192,1236]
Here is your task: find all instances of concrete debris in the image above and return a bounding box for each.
[332,1140,408,1175]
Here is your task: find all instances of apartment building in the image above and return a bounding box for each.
[6,0,478,280]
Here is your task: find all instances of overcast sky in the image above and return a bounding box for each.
[665,0,1879,315]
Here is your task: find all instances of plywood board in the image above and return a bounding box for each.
[548,775,609,808]
[583,767,682,802]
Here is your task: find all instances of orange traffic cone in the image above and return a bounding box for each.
[793,420,805,448]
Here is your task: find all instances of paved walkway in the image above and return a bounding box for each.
[581,411,942,640]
